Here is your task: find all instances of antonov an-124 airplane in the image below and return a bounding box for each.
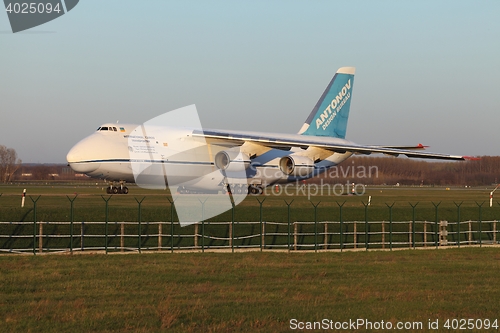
[67,67,473,195]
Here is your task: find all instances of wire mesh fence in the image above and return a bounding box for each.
[1,219,498,254]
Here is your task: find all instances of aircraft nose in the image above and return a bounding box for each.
[67,140,100,173]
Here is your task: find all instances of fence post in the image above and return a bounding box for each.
[285,200,294,252]
[468,221,472,245]
[262,220,266,250]
[198,198,207,253]
[362,201,369,250]
[454,201,463,247]
[409,202,419,249]
[200,218,203,253]
[408,222,412,248]
[194,224,198,249]
[29,195,41,255]
[101,195,112,254]
[39,222,43,253]
[382,221,385,249]
[167,197,175,253]
[66,195,78,254]
[231,201,235,253]
[121,222,125,251]
[294,222,298,251]
[310,201,321,253]
[495,201,500,244]
[424,221,427,247]
[432,202,441,248]
[135,197,146,253]
[496,201,500,244]
[353,222,357,249]
[494,220,497,244]
[256,198,266,251]
[386,202,395,251]
[324,222,328,250]
[476,201,484,247]
[81,221,85,251]
[158,223,162,251]
[336,201,346,251]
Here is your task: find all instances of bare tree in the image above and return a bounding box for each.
[0,145,22,183]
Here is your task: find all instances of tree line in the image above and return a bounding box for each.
[315,156,500,186]
[1,145,499,186]
[0,145,22,183]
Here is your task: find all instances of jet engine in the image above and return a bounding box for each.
[214,150,251,172]
[279,155,315,177]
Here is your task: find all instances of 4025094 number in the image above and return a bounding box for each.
[5,2,62,14]
[444,318,498,330]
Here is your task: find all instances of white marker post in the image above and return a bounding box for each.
[21,188,26,207]
[490,184,500,207]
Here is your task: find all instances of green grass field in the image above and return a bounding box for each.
[1,184,500,332]
[2,183,500,253]
[1,249,500,332]
[1,183,500,223]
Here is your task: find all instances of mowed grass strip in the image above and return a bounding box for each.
[1,248,500,332]
[2,185,500,224]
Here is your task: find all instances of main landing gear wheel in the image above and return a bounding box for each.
[236,185,247,194]
[227,184,248,195]
[249,185,263,195]
[224,184,262,195]
[106,181,129,194]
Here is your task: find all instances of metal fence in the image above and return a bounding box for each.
[1,219,498,254]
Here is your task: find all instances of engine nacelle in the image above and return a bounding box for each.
[279,155,315,177]
[214,150,251,173]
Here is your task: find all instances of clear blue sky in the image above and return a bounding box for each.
[1,0,499,163]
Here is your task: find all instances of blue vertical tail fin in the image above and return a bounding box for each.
[298,67,355,139]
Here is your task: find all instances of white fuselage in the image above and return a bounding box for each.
[66,123,352,191]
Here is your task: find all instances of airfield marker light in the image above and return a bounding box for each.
[21,189,26,207]
[490,184,500,207]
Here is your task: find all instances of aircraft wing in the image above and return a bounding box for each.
[374,143,428,150]
[192,129,474,161]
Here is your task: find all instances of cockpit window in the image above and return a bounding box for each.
[96,126,119,132]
